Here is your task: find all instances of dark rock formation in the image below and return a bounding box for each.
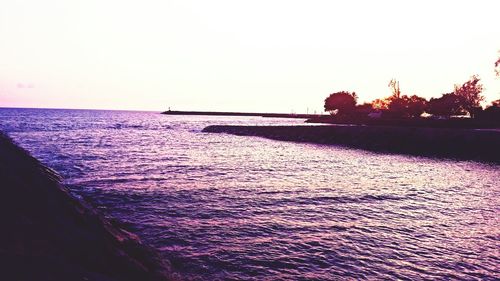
[0,131,177,281]
[203,125,500,163]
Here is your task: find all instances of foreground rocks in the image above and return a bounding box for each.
[203,125,500,163]
[0,131,176,281]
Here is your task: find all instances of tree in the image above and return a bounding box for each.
[356,102,373,111]
[426,93,466,117]
[382,80,427,118]
[387,96,408,117]
[385,95,427,118]
[453,75,484,117]
[354,102,373,117]
[388,79,401,99]
[324,91,357,116]
[406,95,427,118]
[478,99,500,122]
[367,79,405,112]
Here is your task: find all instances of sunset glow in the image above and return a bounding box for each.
[1,0,499,112]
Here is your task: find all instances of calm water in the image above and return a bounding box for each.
[1,108,499,280]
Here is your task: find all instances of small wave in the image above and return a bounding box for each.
[4,108,498,281]
[107,123,146,130]
[310,194,405,204]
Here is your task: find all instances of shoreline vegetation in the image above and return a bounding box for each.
[305,115,500,129]
[0,131,175,281]
[318,76,499,128]
[202,125,500,164]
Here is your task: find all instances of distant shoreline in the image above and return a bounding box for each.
[162,110,325,119]
[203,125,500,163]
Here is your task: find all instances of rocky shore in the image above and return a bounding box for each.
[0,131,176,281]
[203,125,500,163]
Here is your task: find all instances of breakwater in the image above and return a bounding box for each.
[0,131,175,281]
[202,125,500,163]
[162,110,324,119]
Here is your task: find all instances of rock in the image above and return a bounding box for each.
[0,131,178,281]
[202,125,500,163]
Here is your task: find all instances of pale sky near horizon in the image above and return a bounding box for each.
[1,0,499,112]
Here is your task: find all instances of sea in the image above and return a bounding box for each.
[0,107,499,280]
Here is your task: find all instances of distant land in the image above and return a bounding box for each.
[162,110,325,119]
[162,109,500,129]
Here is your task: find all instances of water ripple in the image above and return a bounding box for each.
[1,108,499,280]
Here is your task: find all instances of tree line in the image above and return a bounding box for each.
[324,55,500,120]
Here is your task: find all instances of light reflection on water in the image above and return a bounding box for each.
[1,108,499,280]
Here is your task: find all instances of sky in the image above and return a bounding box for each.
[1,0,499,112]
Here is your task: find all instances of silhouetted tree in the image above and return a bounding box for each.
[385,95,427,118]
[385,79,404,116]
[388,79,401,99]
[426,93,466,118]
[387,96,407,117]
[354,103,373,117]
[477,99,500,122]
[380,80,427,118]
[324,91,357,115]
[384,79,403,114]
[356,102,373,111]
[453,75,484,117]
[366,80,402,112]
[406,95,427,117]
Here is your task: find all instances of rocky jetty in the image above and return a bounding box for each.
[0,131,176,281]
[203,125,500,163]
